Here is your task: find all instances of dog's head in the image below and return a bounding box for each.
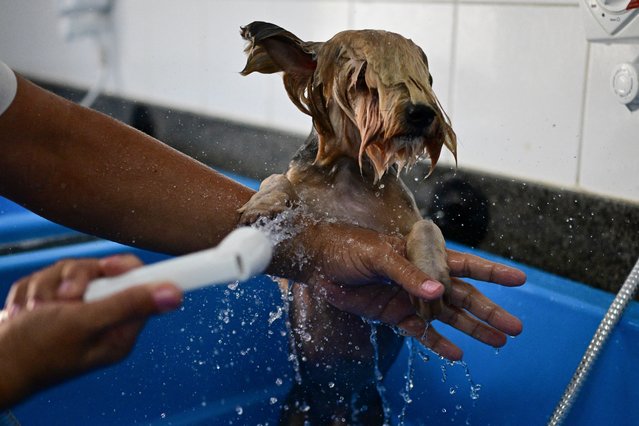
[241,21,456,181]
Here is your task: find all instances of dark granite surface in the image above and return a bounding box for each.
[40,81,639,295]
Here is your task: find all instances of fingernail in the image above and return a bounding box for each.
[420,280,443,297]
[25,299,41,311]
[152,287,182,313]
[99,255,125,268]
[58,279,75,297]
[7,304,21,318]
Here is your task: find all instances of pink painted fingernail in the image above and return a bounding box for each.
[420,280,444,297]
[58,279,75,297]
[7,304,21,318]
[152,287,182,313]
[26,299,41,311]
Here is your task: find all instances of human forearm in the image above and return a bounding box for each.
[0,76,254,254]
[0,325,29,410]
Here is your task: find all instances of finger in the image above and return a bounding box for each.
[449,278,523,336]
[86,282,182,332]
[84,319,147,367]
[25,261,69,304]
[5,276,30,308]
[322,282,414,326]
[447,250,526,286]
[57,259,103,300]
[396,316,463,361]
[57,255,144,300]
[437,304,508,348]
[372,246,445,300]
[99,254,144,276]
[416,325,463,361]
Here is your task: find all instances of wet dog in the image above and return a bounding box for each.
[238,22,457,425]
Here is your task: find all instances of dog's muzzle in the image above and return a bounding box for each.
[404,103,436,136]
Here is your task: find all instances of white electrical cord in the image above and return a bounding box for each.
[79,32,109,108]
[57,0,115,108]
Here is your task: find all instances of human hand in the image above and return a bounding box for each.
[0,255,182,409]
[278,223,525,361]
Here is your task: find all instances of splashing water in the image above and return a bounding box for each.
[366,319,392,426]
[249,208,301,246]
[282,285,303,385]
[460,361,482,402]
[267,305,284,325]
[397,338,417,426]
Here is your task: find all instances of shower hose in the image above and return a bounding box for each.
[548,256,639,426]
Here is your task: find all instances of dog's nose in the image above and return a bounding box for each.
[405,103,436,133]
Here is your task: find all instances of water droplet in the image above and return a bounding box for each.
[235,406,243,415]
[275,378,283,386]
[328,382,335,388]
[268,306,283,325]
[270,397,278,404]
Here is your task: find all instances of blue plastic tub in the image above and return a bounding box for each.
[1,174,638,426]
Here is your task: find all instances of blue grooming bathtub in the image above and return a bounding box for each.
[1,173,638,426]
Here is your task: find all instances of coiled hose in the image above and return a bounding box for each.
[548,256,639,426]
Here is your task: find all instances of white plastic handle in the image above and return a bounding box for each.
[84,227,273,302]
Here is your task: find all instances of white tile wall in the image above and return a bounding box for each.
[452,4,588,187]
[1,0,638,202]
[0,0,101,88]
[201,0,351,134]
[115,0,211,112]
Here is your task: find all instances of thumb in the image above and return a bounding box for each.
[86,282,183,331]
[373,245,445,301]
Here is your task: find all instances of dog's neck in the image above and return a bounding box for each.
[289,130,395,187]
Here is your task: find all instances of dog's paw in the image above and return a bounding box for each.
[238,174,299,225]
[406,219,451,320]
[238,190,296,225]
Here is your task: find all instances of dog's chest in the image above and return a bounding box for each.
[289,165,421,235]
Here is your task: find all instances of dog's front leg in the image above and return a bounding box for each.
[238,174,299,225]
[406,219,451,320]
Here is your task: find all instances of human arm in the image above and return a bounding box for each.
[0,255,182,410]
[0,74,254,254]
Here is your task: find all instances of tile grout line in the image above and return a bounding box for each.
[575,42,591,188]
[447,0,460,120]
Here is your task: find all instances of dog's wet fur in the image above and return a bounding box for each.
[238,22,457,425]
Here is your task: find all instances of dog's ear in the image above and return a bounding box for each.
[240,22,318,77]
[241,22,321,117]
